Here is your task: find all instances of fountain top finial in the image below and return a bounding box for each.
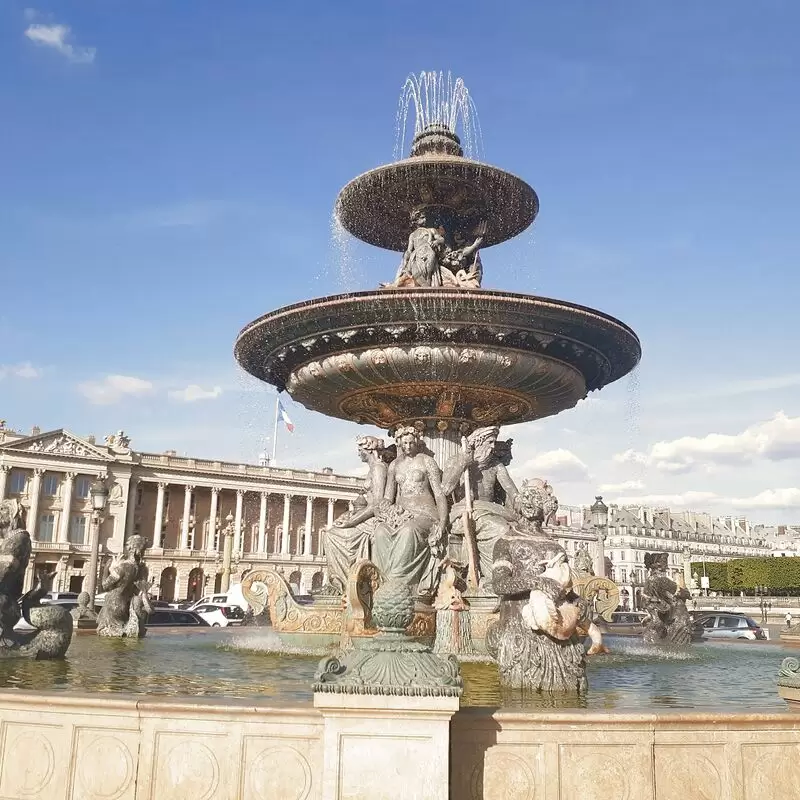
[409,124,463,158]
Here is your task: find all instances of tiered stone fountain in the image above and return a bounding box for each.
[236,75,639,702]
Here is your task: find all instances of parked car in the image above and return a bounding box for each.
[185,590,248,613]
[146,609,210,628]
[693,613,766,641]
[192,604,245,627]
[596,611,648,637]
[41,591,80,603]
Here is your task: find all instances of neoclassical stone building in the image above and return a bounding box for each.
[0,424,604,602]
[0,426,362,600]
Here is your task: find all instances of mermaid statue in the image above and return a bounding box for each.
[96,535,152,638]
[0,499,73,658]
[640,551,693,645]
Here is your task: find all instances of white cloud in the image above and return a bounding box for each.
[613,412,800,474]
[730,489,800,510]
[24,21,96,64]
[613,491,720,508]
[78,375,153,405]
[0,362,42,380]
[598,479,645,493]
[513,448,591,483]
[168,385,223,403]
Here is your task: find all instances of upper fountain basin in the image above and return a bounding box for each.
[235,289,640,431]
[335,125,538,252]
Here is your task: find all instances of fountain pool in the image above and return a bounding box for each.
[0,629,791,712]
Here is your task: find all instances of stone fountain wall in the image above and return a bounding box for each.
[0,690,798,799]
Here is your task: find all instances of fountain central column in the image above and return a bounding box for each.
[420,425,464,468]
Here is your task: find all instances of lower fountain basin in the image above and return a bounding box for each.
[235,289,641,430]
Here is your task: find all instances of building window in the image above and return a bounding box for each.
[75,476,91,499]
[136,485,143,506]
[620,569,627,583]
[39,513,55,542]
[9,470,26,494]
[73,559,85,569]
[43,474,59,496]
[68,514,87,544]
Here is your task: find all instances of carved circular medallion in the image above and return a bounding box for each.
[248,747,312,800]
[470,750,537,800]
[5,732,54,796]
[161,741,219,800]
[76,736,134,800]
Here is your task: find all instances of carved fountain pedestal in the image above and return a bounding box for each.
[313,578,461,800]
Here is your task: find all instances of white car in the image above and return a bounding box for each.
[192,604,245,627]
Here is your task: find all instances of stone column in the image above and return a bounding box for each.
[57,471,76,543]
[207,487,219,553]
[153,482,166,547]
[327,498,335,529]
[27,468,44,538]
[0,465,9,500]
[180,484,194,550]
[281,494,292,554]
[233,489,244,553]
[258,492,268,553]
[124,477,138,542]
[304,496,314,556]
[682,546,693,589]
[594,529,607,578]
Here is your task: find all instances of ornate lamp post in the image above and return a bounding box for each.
[590,495,609,578]
[220,512,235,592]
[85,478,109,605]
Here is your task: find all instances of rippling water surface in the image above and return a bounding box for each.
[0,631,791,712]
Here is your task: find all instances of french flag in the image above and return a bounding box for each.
[278,400,295,433]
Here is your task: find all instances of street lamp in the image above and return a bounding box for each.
[220,511,235,592]
[590,495,609,578]
[85,478,109,605]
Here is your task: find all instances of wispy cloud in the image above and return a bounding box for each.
[168,384,223,403]
[0,362,42,380]
[24,16,96,64]
[513,448,591,484]
[598,479,645,493]
[613,412,800,474]
[78,375,153,405]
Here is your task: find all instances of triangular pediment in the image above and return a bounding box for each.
[0,429,112,461]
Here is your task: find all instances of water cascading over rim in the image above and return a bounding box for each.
[235,75,641,465]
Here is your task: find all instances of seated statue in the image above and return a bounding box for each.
[96,535,152,638]
[385,209,446,288]
[321,436,394,595]
[372,425,448,594]
[640,552,693,645]
[442,426,519,590]
[486,480,589,693]
[439,221,485,289]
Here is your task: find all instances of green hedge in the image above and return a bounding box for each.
[691,557,800,592]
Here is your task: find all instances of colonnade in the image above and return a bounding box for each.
[137,479,342,558]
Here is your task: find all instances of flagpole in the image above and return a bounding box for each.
[271,394,280,465]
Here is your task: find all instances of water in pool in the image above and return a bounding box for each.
[0,630,791,712]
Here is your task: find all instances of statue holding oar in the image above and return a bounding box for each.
[442,427,519,592]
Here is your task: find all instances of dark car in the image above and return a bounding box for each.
[146,609,210,628]
[596,611,648,636]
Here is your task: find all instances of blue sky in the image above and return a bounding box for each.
[2,1,800,521]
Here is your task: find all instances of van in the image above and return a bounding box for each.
[186,584,249,613]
